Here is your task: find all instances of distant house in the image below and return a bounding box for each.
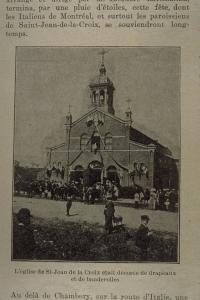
[14,162,44,188]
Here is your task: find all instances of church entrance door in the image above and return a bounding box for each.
[106,165,120,185]
[87,161,103,186]
[70,165,84,184]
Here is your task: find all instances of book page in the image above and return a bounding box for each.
[0,0,199,300]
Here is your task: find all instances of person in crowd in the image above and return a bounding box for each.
[164,189,170,211]
[100,184,106,202]
[135,215,152,260]
[112,183,119,201]
[85,186,92,204]
[51,182,56,200]
[66,194,73,217]
[133,190,140,208]
[139,190,145,208]
[139,190,144,200]
[106,184,113,200]
[158,189,165,210]
[155,189,160,209]
[95,182,101,201]
[89,185,96,204]
[169,189,177,212]
[82,186,86,202]
[66,195,72,216]
[148,188,157,210]
[144,188,150,208]
[13,208,36,259]
[165,199,170,210]
[104,200,115,234]
[65,184,75,216]
[44,182,48,199]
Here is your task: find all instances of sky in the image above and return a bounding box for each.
[14,47,181,167]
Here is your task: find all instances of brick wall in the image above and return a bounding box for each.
[48,110,156,189]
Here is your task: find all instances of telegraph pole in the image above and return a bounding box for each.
[126,98,133,187]
[65,105,72,184]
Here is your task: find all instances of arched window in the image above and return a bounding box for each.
[107,165,117,173]
[99,90,105,105]
[74,165,84,171]
[91,130,100,152]
[105,132,112,150]
[93,91,97,104]
[70,165,84,183]
[106,165,119,185]
[80,133,88,150]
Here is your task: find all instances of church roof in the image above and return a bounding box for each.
[72,108,172,156]
[72,107,126,127]
[129,127,172,156]
[49,108,172,158]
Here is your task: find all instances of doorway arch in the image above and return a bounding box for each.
[87,161,103,186]
[70,165,84,183]
[106,165,120,185]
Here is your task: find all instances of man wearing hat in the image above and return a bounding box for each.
[65,183,77,216]
[104,200,115,234]
[135,215,152,260]
[13,208,36,259]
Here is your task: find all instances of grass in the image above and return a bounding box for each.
[13,214,178,262]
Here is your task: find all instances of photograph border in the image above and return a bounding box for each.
[11,45,181,264]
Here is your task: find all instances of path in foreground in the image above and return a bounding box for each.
[13,197,178,233]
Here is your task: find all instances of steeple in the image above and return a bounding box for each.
[89,49,115,115]
[99,48,107,75]
[65,104,72,126]
[125,99,133,126]
[99,63,106,75]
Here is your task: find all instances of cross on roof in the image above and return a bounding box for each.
[98,48,109,64]
[126,98,132,109]
[126,98,132,104]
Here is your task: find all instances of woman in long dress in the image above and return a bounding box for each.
[133,191,140,208]
[148,188,157,210]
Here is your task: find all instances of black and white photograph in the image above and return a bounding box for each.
[12,46,180,262]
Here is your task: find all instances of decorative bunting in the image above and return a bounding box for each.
[86,112,105,127]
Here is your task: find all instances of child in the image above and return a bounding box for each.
[135,215,152,260]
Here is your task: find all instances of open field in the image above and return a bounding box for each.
[13,196,178,233]
[13,197,178,262]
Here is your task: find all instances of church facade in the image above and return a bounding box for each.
[45,55,179,190]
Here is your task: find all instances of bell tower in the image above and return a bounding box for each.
[125,99,133,126]
[89,49,115,115]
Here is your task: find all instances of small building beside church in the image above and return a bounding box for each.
[45,55,179,190]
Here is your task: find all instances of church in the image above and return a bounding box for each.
[45,50,179,190]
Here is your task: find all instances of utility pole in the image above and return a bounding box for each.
[65,105,72,184]
[125,98,133,187]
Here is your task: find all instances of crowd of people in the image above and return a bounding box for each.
[14,179,119,203]
[132,187,178,212]
[13,180,178,261]
[14,179,178,212]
